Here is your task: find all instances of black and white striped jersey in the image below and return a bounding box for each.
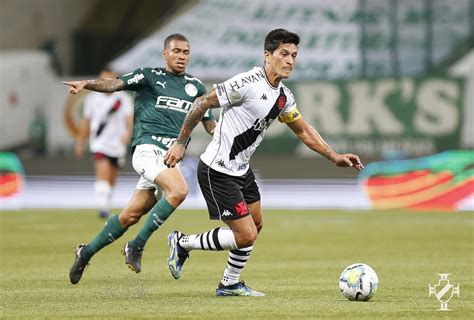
[200,66,301,176]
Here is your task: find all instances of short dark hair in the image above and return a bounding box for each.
[164,33,189,49]
[264,29,300,53]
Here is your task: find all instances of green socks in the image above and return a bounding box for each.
[129,198,175,249]
[82,215,126,261]
[80,199,175,260]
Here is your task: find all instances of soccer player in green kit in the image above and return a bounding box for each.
[63,34,216,284]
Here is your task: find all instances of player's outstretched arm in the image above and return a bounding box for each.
[287,118,364,171]
[164,89,220,167]
[62,78,125,94]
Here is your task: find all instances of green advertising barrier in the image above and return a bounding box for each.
[259,76,465,158]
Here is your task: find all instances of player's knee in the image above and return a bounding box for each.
[168,186,188,204]
[235,229,258,248]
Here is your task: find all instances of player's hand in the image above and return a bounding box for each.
[164,142,186,168]
[332,153,364,171]
[62,80,87,94]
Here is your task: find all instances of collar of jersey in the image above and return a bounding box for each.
[157,67,186,77]
[260,66,279,90]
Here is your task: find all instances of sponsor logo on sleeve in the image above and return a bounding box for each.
[127,73,144,84]
[216,84,224,97]
[229,90,241,103]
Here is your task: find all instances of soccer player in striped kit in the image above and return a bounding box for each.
[165,29,364,296]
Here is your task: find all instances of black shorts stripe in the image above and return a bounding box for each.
[227,261,244,269]
[212,228,223,250]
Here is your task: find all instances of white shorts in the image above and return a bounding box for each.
[132,144,178,190]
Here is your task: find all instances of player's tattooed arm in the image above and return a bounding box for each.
[84,78,125,92]
[164,89,220,167]
[201,120,217,136]
[176,89,220,144]
[63,78,125,94]
[287,118,364,170]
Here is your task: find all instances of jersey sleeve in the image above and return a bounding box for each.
[118,68,151,91]
[278,87,302,124]
[214,72,249,108]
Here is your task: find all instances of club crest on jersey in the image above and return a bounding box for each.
[185,83,198,97]
[277,95,287,110]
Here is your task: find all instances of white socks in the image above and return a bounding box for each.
[94,180,112,212]
[179,227,238,251]
[178,227,255,287]
[221,246,253,286]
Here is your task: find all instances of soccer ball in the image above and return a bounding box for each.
[339,263,379,301]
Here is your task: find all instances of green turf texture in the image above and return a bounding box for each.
[0,209,472,319]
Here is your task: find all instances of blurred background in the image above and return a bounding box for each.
[0,0,472,211]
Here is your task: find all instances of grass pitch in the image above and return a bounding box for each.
[0,209,472,319]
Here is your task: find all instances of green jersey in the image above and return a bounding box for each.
[119,67,213,150]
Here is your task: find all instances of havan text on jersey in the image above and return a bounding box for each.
[227,69,265,90]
